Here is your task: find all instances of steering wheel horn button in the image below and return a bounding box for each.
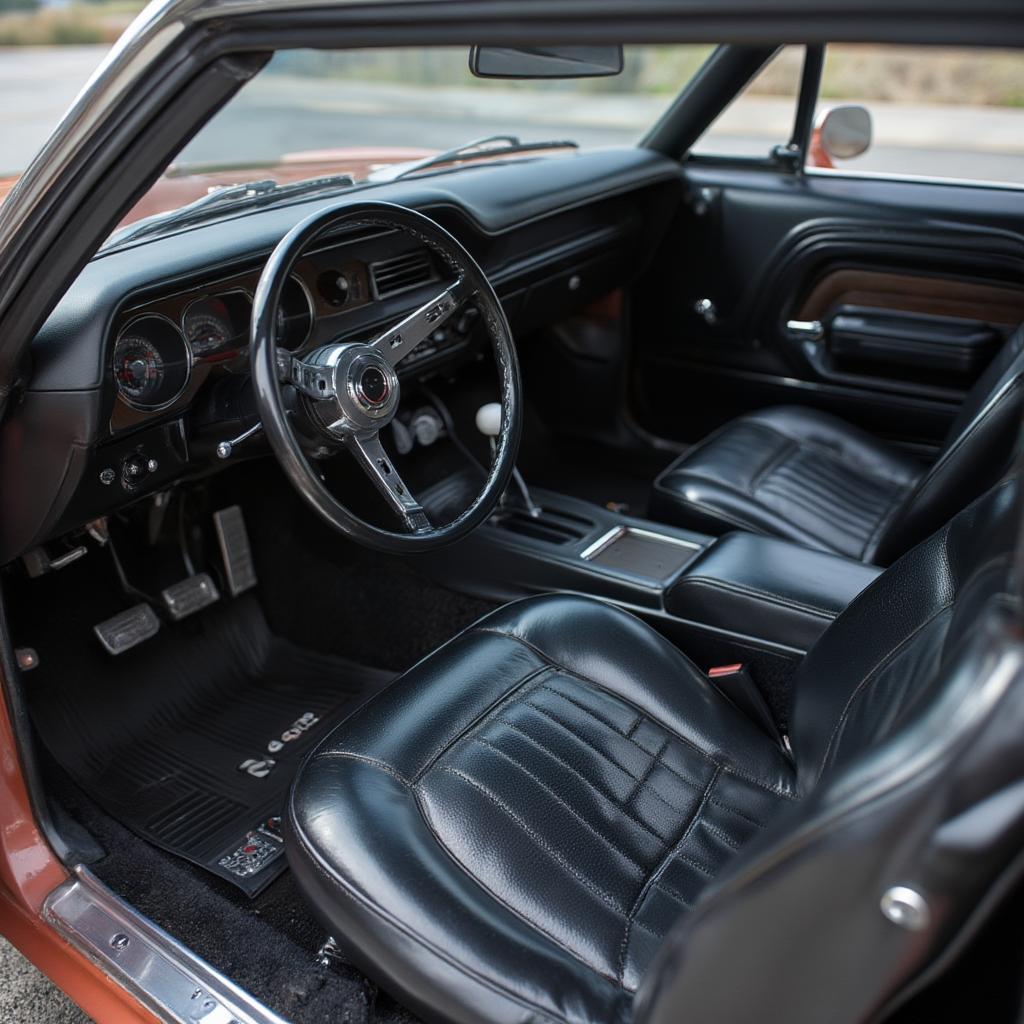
[356,365,390,407]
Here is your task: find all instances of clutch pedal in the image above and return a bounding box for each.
[162,573,220,621]
[94,604,160,655]
[213,506,257,597]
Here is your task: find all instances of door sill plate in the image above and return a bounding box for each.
[44,865,287,1024]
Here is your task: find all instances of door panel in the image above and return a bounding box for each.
[629,166,1024,456]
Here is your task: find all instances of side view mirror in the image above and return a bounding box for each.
[813,104,873,166]
[469,46,624,80]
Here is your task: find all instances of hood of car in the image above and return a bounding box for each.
[0,146,436,227]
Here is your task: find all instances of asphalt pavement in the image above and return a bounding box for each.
[0,937,92,1024]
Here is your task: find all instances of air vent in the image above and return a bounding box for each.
[369,249,436,299]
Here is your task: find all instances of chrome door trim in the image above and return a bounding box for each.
[44,864,289,1024]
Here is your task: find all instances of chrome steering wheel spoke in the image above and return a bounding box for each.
[251,200,520,553]
[279,351,338,401]
[346,431,431,533]
[370,277,472,367]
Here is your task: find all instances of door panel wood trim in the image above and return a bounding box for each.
[797,269,1024,326]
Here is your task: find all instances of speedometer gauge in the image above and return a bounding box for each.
[112,316,190,410]
[114,335,165,405]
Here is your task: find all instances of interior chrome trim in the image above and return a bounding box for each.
[580,525,703,562]
[44,865,289,1024]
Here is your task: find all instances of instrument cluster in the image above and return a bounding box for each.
[111,276,313,411]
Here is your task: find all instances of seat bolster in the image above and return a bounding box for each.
[651,468,836,550]
[651,406,922,553]
[287,756,630,1024]
[745,407,920,488]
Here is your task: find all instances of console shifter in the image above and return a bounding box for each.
[475,403,542,518]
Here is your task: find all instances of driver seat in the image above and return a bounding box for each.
[287,478,1024,1024]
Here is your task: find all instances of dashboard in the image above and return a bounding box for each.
[1,148,682,563]
[106,227,473,432]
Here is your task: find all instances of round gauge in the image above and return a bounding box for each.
[276,276,313,350]
[184,292,251,360]
[113,335,164,405]
[112,316,190,410]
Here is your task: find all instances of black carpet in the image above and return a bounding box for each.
[44,759,421,1024]
[28,596,393,895]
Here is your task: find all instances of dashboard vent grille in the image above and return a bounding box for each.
[369,249,436,299]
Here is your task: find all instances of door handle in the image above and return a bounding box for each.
[785,319,824,342]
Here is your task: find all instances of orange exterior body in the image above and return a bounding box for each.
[0,661,158,1023]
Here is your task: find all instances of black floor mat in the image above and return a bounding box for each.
[29,596,392,895]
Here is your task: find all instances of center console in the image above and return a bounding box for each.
[418,482,882,717]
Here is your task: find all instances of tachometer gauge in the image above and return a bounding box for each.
[184,292,251,359]
[112,316,190,410]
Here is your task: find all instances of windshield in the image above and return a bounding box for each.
[112,45,711,229]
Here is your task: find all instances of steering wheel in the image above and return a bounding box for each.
[250,200,521,553]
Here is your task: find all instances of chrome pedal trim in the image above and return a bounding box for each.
[214,505,258,597]
[94,603,160,655]
[162,572,220,621]
[44,866,288,1024]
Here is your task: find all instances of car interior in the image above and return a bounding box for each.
[3,36,1024,1024]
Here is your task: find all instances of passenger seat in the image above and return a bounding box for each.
[650,324,1024,564]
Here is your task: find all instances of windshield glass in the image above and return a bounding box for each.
[114,45,710,229]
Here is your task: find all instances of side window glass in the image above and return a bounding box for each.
[691,46,804,160]
[807,46,1024,187]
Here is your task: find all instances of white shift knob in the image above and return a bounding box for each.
[475,402,502,438]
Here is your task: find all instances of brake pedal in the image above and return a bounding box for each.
[213,506,257,596]
[162,573,219,621]
[94,604,160,655]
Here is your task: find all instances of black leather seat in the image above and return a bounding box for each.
[287,478,1023,1024]
[650,324,1024,564]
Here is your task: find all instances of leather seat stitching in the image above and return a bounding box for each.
[412,663,551,783]
[701,821,742,849]
[411,789,627,990]
[707,797,766,828]
[651,881,692,909]
[820,549,1013,771]
[818,602,954,772]
[531,689,792,803]
[675,576,837,619]
[653,421,785,493]
[536,681,643,735]
[623,735,670,807]
[463,736,655,872]
[520,700,679,791]
[438,764,631,914]
[287,809,576,1024]
[312,749,413,787]
[749,438,800,491]
[617,767,721,984]
[471,626,797,798]
[492,714,688,836]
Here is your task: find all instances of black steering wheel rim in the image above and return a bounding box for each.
[250,200,522,554]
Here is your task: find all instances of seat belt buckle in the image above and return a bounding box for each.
[708,663,745,680]
[707,663,787,752]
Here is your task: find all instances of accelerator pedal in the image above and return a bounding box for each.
[94,604,160,656]
[162,573,220,621]
[214,506,258,597]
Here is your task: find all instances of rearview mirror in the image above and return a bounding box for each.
[469,46,624,80]
[817,104,873,161]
